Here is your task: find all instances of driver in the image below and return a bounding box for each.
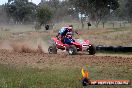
[64,32,75,44]
[56,25,73,43]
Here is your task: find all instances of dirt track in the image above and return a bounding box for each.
[0,30,131,69]
[0,50,131,69]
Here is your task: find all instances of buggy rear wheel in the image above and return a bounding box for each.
[48,45,57,54]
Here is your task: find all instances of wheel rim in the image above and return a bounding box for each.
[48,48,52,54]
[69,48,73,54]
[87,48,89,52]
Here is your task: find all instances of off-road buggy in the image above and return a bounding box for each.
[48,36,96,55]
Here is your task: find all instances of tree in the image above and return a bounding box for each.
[4,0,36,24]
[36,6,52,29]
[125,0,132,22]
[111,0,127,21]
[47,0,81,25]
[0,5,8,24]
[70,0,119,27]
[40,0,77,22]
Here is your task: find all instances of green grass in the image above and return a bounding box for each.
[0,64,131,88]
[0,64,81,88]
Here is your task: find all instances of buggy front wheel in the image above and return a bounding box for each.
[67,45,77,55]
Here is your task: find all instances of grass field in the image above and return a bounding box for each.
[0,58,131,88]
[1,22,132,46]
[0,23,131,88]
[0,64,81,88]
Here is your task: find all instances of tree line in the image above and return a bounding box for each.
[0,0,131,28]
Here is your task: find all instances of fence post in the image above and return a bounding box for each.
[112,23,114,28]
[120,22,122,28]
[123,23,125,27]
[103,22,105,28]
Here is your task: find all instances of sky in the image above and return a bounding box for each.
[0,0,41,5]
